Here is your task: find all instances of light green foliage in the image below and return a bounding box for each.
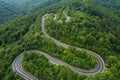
[22,52,87,80]
[85,71,114,80]
[0,0,120,80]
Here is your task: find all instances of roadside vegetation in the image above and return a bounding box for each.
[22,52,87,80]
[0,0,120,80]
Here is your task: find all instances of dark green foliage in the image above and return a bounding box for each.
[0,0,120,80]
[27,0,62,13]
[0,1,21,24]
[46,0,120,57]
[0,0,62,24]
[87,0,120,17]
[0,13,37,45]
[22,52,87,80]
[21,18,97,70]
[0,8,96,79]
[0,12,39,79]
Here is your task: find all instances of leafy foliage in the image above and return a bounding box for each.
[0,0,120,80]
[0,0,61,24]
[46,0,120,57]
[22,52,87,80]
[0,1,21,24]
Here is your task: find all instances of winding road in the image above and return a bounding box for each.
[12,11,105,80]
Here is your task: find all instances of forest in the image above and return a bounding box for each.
[0,0,120,80]
[0,0,21,24]
[0,0,61,24]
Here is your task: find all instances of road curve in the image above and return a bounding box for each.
[12,12,105,80]
[12,54,38,80]
[63,10,70,22]
[42,14,105,73]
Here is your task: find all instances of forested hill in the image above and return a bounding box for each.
[0,0,45,5]
[1,0,62,13]
[87,0,120,17]
[0,0,46,13]
[0,0,120,80]
[0,0,62,24]
[0,1,21,24]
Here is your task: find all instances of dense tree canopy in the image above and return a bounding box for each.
[0,1,21,24]
[0,0,120,80]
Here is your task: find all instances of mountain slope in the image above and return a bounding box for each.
[2,0,46,13]
[0,0,120,80]
[0,1,21,24]
[88,0,120,17]
[0,0,62,24]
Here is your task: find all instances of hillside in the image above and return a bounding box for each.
[0,0,62,24]
[88,0,120,17]
[0,1,21,24]
[0,0,45,12]
[0,0,120,80]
